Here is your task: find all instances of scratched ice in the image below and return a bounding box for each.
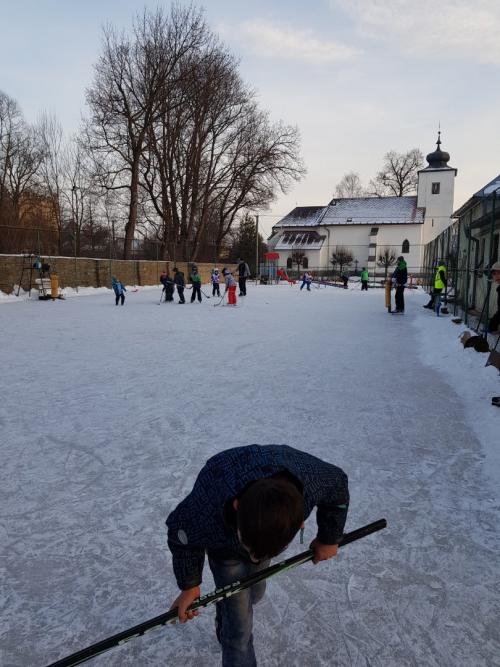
[0,284,499,666]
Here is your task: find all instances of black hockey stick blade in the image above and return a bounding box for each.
[44,519,386,667]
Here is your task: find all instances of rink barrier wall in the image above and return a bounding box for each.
[0,255,238,294]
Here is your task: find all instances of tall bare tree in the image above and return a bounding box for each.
[0,91,24,222]
[85,6,207,259]
[334,172,364,198]
[4,122,44,226]
[141,34,304,262]
[369,149,423,197]
[37,111,66,252]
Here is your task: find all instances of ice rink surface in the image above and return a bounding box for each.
[1,283,499,666]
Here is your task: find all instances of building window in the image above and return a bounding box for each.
[286,257,293,269]
[302,257,308,269]
[402,239,410,253]
[432,182,440,194]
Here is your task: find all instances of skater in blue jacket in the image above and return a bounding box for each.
[111,277,126,306]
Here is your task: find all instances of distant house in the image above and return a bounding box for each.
[267,135,457,277]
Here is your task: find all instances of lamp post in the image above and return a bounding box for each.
[255,214,259,284]
[71,185,79,292]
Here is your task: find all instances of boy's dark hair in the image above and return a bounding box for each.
[237,478,304,559]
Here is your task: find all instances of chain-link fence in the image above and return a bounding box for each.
[0,224,216,263]
[422,206,499,330]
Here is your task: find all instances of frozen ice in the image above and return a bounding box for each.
[0,283,499,666]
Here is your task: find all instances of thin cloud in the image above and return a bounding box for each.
[334,0,500,65]
[219,20,360,63]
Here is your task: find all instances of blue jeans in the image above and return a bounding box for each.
[208,556,270,667]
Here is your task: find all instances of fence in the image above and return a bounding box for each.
[422,213,500,331]
[0,224,199,262]
[0,254,238,296]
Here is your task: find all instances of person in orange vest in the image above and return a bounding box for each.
[222,268,237,305]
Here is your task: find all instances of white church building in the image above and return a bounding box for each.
[267,135,457,277]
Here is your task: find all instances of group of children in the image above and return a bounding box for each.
[111,265,238,307]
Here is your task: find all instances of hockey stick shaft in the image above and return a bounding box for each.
[45,519,386,667]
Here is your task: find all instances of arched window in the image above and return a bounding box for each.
[402,239,410,253]
[302,257,308,268]
[286,257,293,269]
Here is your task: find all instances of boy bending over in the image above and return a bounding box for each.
[166,444,349,667]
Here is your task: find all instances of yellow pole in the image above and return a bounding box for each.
[385,279,392,313]
[50,274,59,300]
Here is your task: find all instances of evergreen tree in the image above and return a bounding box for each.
[228,214,268,273]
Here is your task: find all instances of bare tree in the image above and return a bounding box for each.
[291,250,306,275]
[141,35,304,262]
[0,91,24,222]
[377,246,397,278]
[335,172,364,198]
[4,121,45,226]
[369,149,423,197]
[330,246,353,278]
[85,6,207,259]
[37,111,67,253]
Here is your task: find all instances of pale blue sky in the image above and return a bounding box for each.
[1,0,499,237]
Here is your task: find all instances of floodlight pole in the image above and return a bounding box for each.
[255,214,259,284]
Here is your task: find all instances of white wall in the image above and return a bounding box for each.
[321,226,371,270]
[272,223,425,274]
[417,168,456,244]
[376,224,423,275]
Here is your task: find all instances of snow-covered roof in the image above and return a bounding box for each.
[274,206,327,228]
[319,196,424,226]
[275,197,424,229]
[453,174,500,218]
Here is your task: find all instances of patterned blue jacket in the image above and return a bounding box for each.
[166,444,349,590]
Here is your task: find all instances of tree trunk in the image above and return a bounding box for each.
[123,163,139,260]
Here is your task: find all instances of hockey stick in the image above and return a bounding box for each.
[200,288,211,299]
[45,519,386,667]
[214,292,226,307]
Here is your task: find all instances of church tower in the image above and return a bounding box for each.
[417,133,457,245]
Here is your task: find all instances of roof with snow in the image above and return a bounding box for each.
[453,174,500,218]
[274,197,424,229]
[275,206,327,228]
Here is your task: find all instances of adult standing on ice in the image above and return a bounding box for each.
[392,256,408,313]
[111,276,126,306]
[237,258,251,296]
[166,444,349,667]
[423,261,447,310]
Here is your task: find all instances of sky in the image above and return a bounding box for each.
[1,0,500,238]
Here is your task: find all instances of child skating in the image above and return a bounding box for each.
[211,268,221,297]
[190,265,202,303]
[111,277,126,305]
